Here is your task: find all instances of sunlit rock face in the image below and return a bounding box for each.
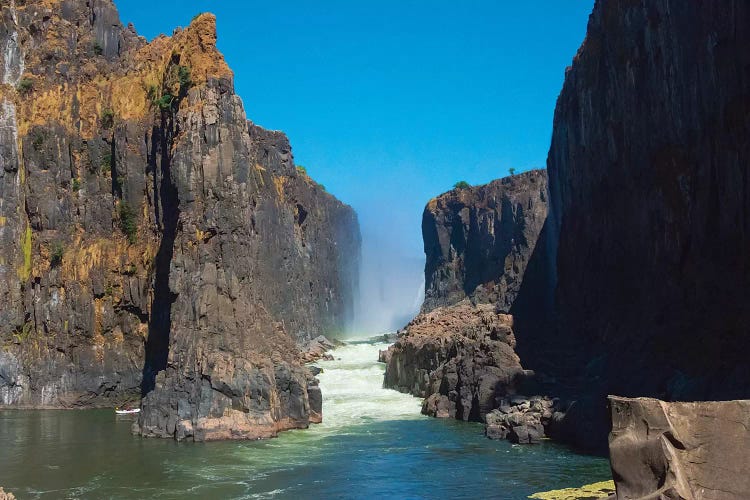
[0,0,359,441]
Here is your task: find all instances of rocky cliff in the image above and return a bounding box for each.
[383,171,550,440]
[421,170,549,313]
[0,0,360,441]
[538,0,750,449]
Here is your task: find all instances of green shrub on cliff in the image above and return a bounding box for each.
[72,178,81,191]
[50,241,64,267]
[296,165,307,174]
[509,167,516,176]
[157,94,174,111]
[93,41,103,56]
[118,202,138,244]
[101,108,115,129]
[17,78,33,95]
[178,66,193,90]
[101,153,112,174]
[454,180,471,190]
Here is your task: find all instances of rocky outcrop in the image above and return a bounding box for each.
[421,170,548,313]
[383,171,551,442]
[484,395,556,444]
[608,397,750,499]
[0,487,15,500]
[533,0,750,450]
[0,0,359,440]
[384,302,527,422]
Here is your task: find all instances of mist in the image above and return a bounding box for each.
[350,217,425,336]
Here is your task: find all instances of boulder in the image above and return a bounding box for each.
[608,396,750,499]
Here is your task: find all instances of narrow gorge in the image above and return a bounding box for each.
[1,0,749,498]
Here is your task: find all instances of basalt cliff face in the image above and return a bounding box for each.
[383,171,550,437]
[421,170,549,313]
[0,0,359,441]
[540,0,750,450]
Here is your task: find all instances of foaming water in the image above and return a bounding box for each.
[0,340,611,499]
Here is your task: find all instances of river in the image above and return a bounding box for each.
[0,340,610,499]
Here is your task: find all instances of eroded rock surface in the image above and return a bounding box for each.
[384,302,526,422]
[608,397,750,499]
[0,0,359,440]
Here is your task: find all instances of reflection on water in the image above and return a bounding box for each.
[0,340,610,499]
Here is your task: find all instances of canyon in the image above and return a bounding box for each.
[0,0,359,441]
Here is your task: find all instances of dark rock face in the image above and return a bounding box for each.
[539,0,750,450]
[383,171,551,443]
[0,0,360,440]
[608,397,750,499]
[384,302,526,422]
[549,0,750,397]
[485,396,556,444]
[422,170,548,313]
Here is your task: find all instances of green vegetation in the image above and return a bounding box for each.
[101,152,112,174]
[31,130,46,151]
[118,202,138,244]
[50,241,64,267]
[156,93,174,111]
[104,283,114,297]
[93,41,103,56]
[178,65,193,90]
[454,180,471,190]
[101,108,115,129]
[12,322,33,344]
[72,178,81,191]
[115,175,125,191]
[19,224,32,281]
[296,165,307,174]
[509,167,516,176]
[17,78,33,95]
[191,12,206,22]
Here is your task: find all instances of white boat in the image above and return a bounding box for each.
[115,408,141,415]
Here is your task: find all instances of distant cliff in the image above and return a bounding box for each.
[421,170,549,313]
[384,171,550,440]
[0,0,359,441]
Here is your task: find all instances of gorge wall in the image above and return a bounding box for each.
[541,0,750,449]
[0,0,360,441]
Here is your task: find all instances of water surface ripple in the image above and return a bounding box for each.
[0,340,610,499]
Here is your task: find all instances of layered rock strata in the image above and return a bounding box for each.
[608,397,750,499]
[0,0,359,440]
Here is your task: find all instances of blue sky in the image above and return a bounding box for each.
[117,2,593,331]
